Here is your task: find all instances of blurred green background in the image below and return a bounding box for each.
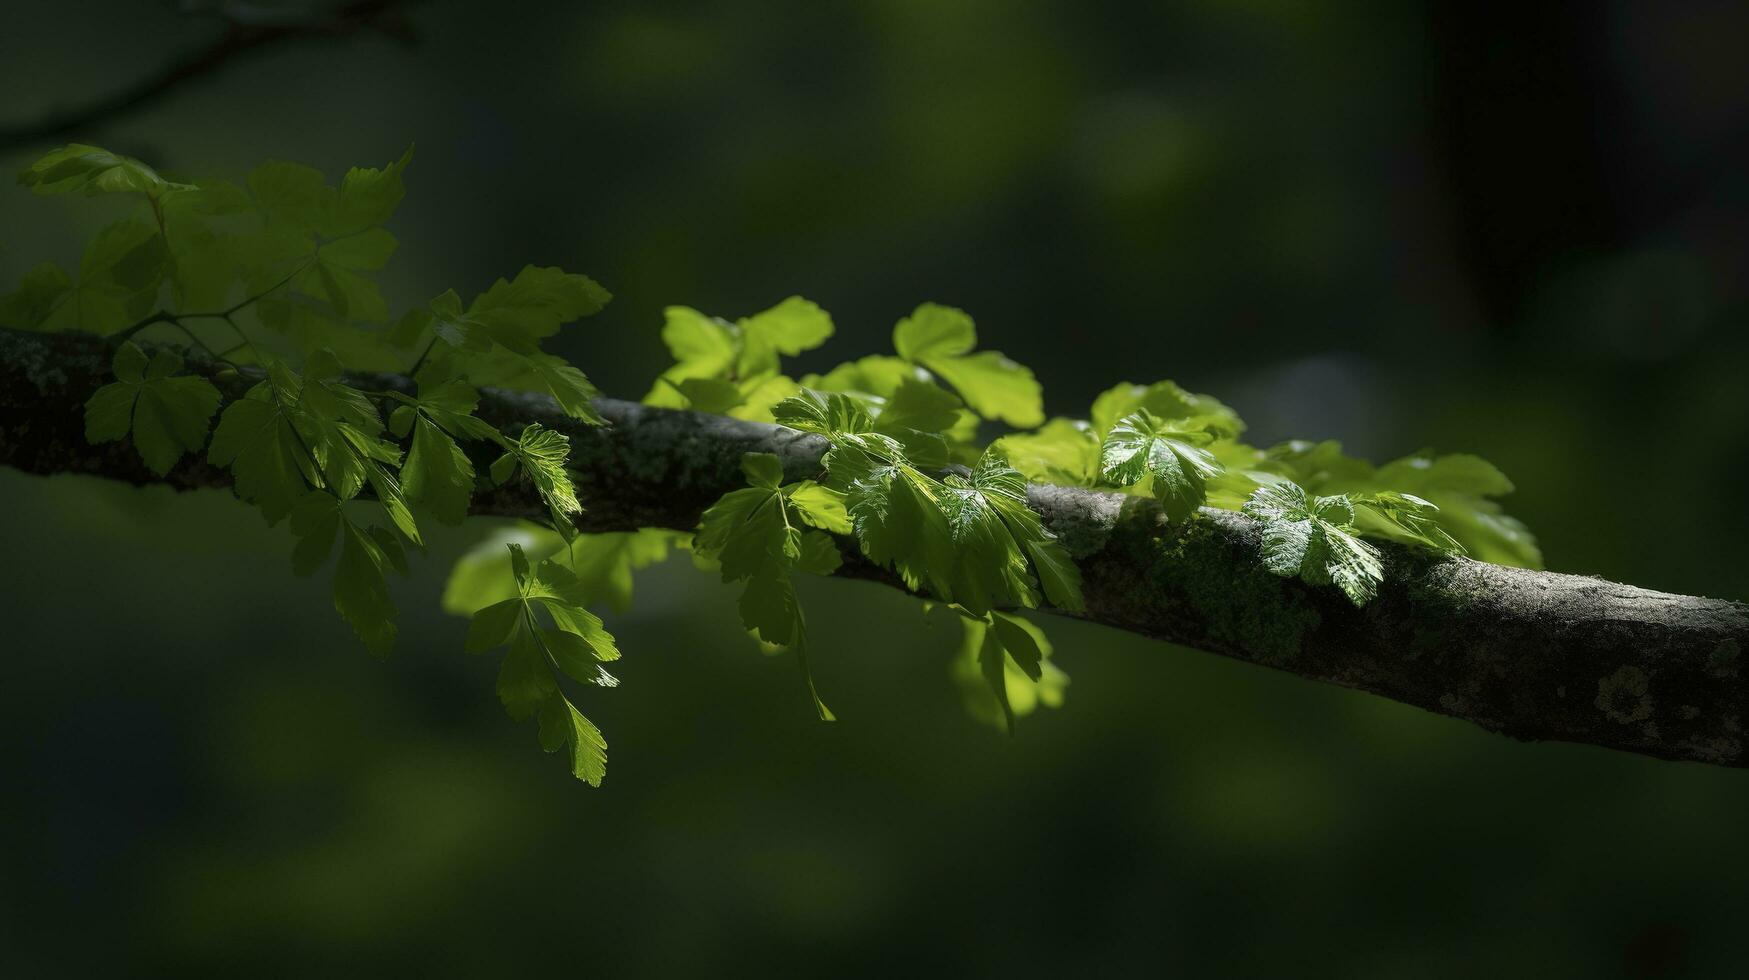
[5,1,1749,975]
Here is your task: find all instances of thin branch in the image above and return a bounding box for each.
[0,1,417,150]
[3,324,1747,769]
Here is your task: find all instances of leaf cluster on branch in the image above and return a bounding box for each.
[2,143,1547,784]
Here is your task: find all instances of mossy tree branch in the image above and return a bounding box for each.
[3,324,1746,768]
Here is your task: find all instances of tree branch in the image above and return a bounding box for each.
[0,1,416,150]
[4,324,1746,768]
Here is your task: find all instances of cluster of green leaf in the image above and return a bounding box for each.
[8,143,618,782]
[641,296,832,421]
[692,452,848,719]
[7,142,1548,783]
[466,544,619,785]
[990,378,1541,603]
[690,388,1079,729]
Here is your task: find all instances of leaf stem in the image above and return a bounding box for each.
[406,336,437,378]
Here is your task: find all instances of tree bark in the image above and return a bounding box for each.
[3,324,1746,768]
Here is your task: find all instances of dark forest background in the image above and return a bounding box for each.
[4,1,1749,976]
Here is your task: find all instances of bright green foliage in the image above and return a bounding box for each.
[1099,409,1226,522]
[1258,441,1540,568]
[400,266,611,423]
[773,388,1083,617]
[388,379,504,525]
[693,452,845,719]
[643,296,832,421]
[891,302,1042,427]
[23,141,638,784]
[968,453,1083,612]
[466,544,618,784]
[1089,379,1244,438]
[16,141,1551,785]
[1356,491,1464,554]
[1367,454,1540,567]
[83,341,221,475]
[950,610,1066,734]
[1244,481,1385,607]
[490,423,582,537]
[995,418,1100,486]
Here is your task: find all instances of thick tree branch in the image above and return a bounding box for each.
[4,324,1747,768]
[0,1,415,150]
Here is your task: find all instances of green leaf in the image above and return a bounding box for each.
[659,306,737,375]
[772,388,873,436]
[892,303,1042,427]
[288,491,344,577]
[82,342,222,476]
[1099,409,1224,521]
[466,597,524,654]
[795,530,843,576]
[735,295,833,377]
[1370,453,1541,568]
[875,377,965,434]
[1243,481,1383,607]
[328,145,413,237]
[800,354,916,399]
[938,475,1035,615]
[696,486,794,582]
[467,265,611,351]
[431,344,605,424]
[295,251,389,323]
[1356,491,1465,554]
[668,377,745,414]
[1090,379,1245,438]
[19,144,191,196]
[786,482,851,535]
[402,414,476,524]
[538,693,609,786]
[694,455,836,718]
[35,220,167,335]
[972,450,1083,612]
[894,302,977,361]
[492,423,582,536]
[990,611,1045,681]
[836,441,956,600]
[740,295,834,356]
[498,627,559,721]
[286,486,409,661]
[994,418,1100,486]
[644,298,831,410]
[248,160,335,233]
[284,489,401,655]
[207,381,320,523]
[977,621,1016,734]
[740,451,786,489]
[467,543,620,782]
[950,612,1067,731]
[334,518,400,657]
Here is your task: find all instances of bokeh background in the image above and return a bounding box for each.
[4,1,1749,975]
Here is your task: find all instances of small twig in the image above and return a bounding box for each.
[0,1,418,150]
